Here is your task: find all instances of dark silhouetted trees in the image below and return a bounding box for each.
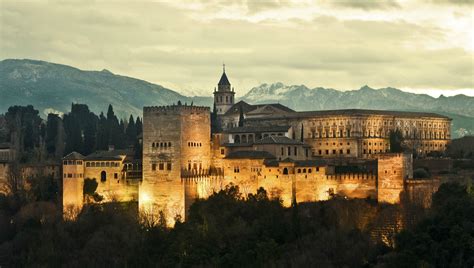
[389,129,404,153]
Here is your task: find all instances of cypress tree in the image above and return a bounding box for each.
[300,124,304,142]
[135,117,143,136]
[83,115,98,155]
[45,113,60,156]
[238,105,244,127]
[96,112,108,150]
[125,115,137,147]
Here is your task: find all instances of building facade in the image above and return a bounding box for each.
[62,67,452,225]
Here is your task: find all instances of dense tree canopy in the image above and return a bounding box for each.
[0,182,472,266]
[1,103,142,161]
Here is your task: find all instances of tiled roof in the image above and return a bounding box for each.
[0,142,11,149]
[225,125,291,134]
[254,136,305,145]
[225,150,276,159]
[223,101,294,116]
[245,109,450,120]
[84,149,130,161]
[223,143,254,147]
[263,158,327,167]
[63,151,85,160]
[294,159,328,167]
[224,101,255,116]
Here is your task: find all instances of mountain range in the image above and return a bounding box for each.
[1,59,473,138]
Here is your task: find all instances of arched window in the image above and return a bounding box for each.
[101,171,107,182]
[283,168,289,175]
[234,135,241,143]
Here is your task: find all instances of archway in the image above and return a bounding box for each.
[283,168,289,175]
[101,171,107,182]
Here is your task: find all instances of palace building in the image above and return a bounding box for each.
[63,66,451,224]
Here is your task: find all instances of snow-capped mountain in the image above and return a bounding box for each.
[241,83,474,138]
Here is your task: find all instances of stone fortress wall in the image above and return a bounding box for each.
[139,102,427,224]
[61,68,452,225]
[140,105,211,224]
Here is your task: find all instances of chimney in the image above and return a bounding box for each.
[108,145,115,151]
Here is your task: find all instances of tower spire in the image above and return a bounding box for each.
[223,63,225,73]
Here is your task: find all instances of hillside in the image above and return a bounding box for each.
[0,59,213,118]
[1,59,472,137]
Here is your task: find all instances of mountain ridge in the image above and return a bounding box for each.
[1,59,473,138]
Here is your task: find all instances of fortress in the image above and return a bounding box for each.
[62,66,451,224]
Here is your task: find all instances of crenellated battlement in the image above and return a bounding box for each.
[326,173,377,181]
[144,105,210,114]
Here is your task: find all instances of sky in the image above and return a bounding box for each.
[0,0,473,97]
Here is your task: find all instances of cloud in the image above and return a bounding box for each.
[329,0,400,10]
[430,0,474,5]
[0,0,472,97]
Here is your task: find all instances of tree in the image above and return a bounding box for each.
[63,113,83,155]
[125,115,137,147]
[300,124,304,142]
[135,117,142,136]
[106,104,124,149]
[45,114,60,156]
[379,182,474,267]
[5,105,43,160]
[83,178,102,203]
[389,129,404,153]
[83,116,98,155]
[238,105,244,127]
[96,112,108,150]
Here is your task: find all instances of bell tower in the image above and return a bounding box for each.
[213,64,235,115]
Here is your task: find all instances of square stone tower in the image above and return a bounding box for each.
[377,153,413,204]
[140,104,211,224]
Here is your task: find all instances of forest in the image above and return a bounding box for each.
[0,104,142,162]
[0,181,472,267]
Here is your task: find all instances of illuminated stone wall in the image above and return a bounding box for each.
[221,158,377,207]
[377,153,413,204]
[0,162,9,194]
[141,105,211,225]
[83,159,137,202]
[62,160,84,219]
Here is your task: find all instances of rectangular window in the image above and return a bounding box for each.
[332,149,336,154]
[114,173,118,179]
[339,149,343,154]
[159,163,164,170]
[152,164,156,171]
[294,147,297,155]
[316,167,320,172]
[346,149,350,154]
[167,162,172,170]
[220,148,225,155]
[281,147,284,156]
[325,150,329,155]
[288,147,291,155]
